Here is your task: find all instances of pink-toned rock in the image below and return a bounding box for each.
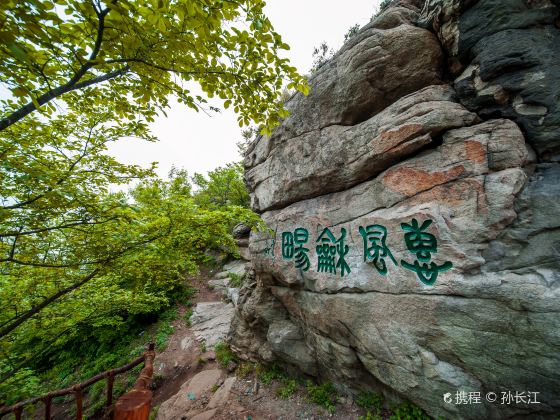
[246,85,477,212]
[190,409,217,420]
[208,376,236,409]
[156,369,224,420]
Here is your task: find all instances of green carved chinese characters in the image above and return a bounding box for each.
[282,231,294,259]
[358,224,397,275]
[281,228,310,271]
[279,219,452,285]
[293,228,311,271]
[400,218,453,285]
[316,227,351,277]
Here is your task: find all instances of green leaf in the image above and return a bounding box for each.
[12,87,28,97]
[6,42,33,67]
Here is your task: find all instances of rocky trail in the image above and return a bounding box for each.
[149,260,373,420]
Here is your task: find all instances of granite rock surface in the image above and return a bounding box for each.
[230,1,560,418]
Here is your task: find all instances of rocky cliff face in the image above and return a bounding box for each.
[230,1,560,418]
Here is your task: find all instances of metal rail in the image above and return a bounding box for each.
[0,343,155,420]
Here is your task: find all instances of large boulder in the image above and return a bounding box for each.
[274,24,443,137]
[232,222,251,239]
[248,119,532,293]
[157,369,225,420]
[223,259,249,278]
[231,2,560,419]
[420,0,560,158]
[191,302,235,347]
[267,319,318,375]
[244,23,444,172]
[246,85,477,212]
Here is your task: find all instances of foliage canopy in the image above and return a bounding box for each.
[0,0,298,405]
[0,164,259,404]
[192,162,250,209]
[0,0,308,135]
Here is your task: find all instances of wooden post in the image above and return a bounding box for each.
[13,407,22,420]
[43,396,52,420]
[114,389,152,420]
[74,386,83,420]
[114,344,155,420]
[107,372,115,407]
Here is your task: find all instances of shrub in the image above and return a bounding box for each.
[0,367,44,405]
[154,310,177,351]
[168,283,197,304]
[372,0,393,18]
[344,24,360,42]
[390,401,431,420]
[256,363,285,385]
[306,380,337,413]
[183,309,193,326]
[357,391,384,412]
[359,412,383,420]
[154,307,178,351]
[149,404,160,420]
[310,42,334,73]
[227,272,243,287]
[277,378,298,399]
[214,342,236,367]
[379,0,392,12]
[237,362,256,378]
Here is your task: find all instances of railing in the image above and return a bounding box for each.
[0,343,155,420]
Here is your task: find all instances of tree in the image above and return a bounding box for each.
[374,0,392,17]
[0,168,259,400]
[237,126,259,156]
[0,0,302,398]
[0,0,304,342]
[310,42,334,73]
[192,162,250,209]
[0,99,155,337]
[0,0,308,135]
[344,24,360,42]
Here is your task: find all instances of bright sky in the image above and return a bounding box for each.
[107,1,382,178]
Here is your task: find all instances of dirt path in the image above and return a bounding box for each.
[151,264,376,420]
[151,265,223,407]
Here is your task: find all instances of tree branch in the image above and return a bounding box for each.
[0,216,119,238]
[1,119,111,210]
[0,232,165,337]
[0,66,130,132]
[73,65,130,91]
[0,268,100,339]
[0,5,118,132]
